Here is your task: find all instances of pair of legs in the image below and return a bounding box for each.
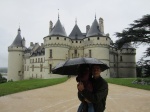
[77,102,94,112]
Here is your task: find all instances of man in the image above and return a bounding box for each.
[77,64,108,112]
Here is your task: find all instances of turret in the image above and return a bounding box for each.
[43,17,70,77]
[118,43,136,77]
[8,28,25,81]
[84,17,110,78]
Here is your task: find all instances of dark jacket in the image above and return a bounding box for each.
[79,76,108,112]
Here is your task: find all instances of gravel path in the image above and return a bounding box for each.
[0,77,150,112]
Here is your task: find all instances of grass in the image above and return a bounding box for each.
[0,77,68,97]
[105,78,150,91]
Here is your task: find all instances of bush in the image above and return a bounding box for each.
[0,73,7,84]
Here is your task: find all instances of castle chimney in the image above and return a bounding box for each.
[41,43,43,47]
[99,17,104,34]
[22,37,25,47]
[86,25,90,33]
[49,21,53,34]
[30,42,34,46]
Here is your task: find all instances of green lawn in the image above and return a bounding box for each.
[105,78,150,91]
[0,77,68,97]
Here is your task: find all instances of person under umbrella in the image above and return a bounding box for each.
[76,64,94,112]
[77,64,108,112]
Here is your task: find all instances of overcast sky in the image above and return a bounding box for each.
[0,0,149,67]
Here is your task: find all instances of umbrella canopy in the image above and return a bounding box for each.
[52,57,109,75]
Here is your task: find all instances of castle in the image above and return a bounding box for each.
[8,16,136,81]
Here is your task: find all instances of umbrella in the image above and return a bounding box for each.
[52,57,109,75]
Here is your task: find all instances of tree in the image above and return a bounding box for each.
[115,14,150,49]
[0,73,7,83]
[115,14,150,77]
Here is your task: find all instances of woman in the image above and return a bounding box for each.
[77,64,94,112]
[77,64,108,112]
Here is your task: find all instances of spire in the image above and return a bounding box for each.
[18,27,21,35]
[95,12,96,19]
[58,9,59,19]
[86,19,103,37]
[69,23,84,40]
[49,19,67,37]
[75,18,77,25]
[9,28,23,47]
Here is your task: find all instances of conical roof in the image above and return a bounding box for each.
[49,19,67,37]
[10,28,23,47]
[86,19,103,37]
[69,24,84,40]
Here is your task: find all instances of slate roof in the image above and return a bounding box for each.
[69,24,84,40]
[10,28,23,47]
[86,19,103,37]
[49,19,67,37]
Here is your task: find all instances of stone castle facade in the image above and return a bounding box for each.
[8,16,136,81]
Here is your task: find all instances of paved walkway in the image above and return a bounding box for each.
[0,77,150,112]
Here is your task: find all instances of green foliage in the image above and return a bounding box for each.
[105,78,150,90]
[0,77,68,97]
[0,73,7,84]
[115,14,150,53]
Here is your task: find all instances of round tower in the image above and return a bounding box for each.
[84,18,110,78]
[8,28,25,81]
[118,43,136,77]
[43,18,71,77]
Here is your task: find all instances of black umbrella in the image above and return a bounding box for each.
[52,57,109,75]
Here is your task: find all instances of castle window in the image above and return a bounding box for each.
[88,38,90,41]
[27,66,29,71]
[38,58,40,63]
[57,37,59,40]
[106,38,107,40]
[41,58,43,63]
[74,50,77,57]
[80,41,81,43]
[50,49,52,58]
[64,38,66,40]
[89,50,92,58]
[36,58,37,63]
[49,64,52,73]
[114,64,116,67]
[120,56,123,62]
[32,65,34,71]
[49,37,51,40]
[76,41,78,43]
[40,64,43,72]
[97,37,99,40]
